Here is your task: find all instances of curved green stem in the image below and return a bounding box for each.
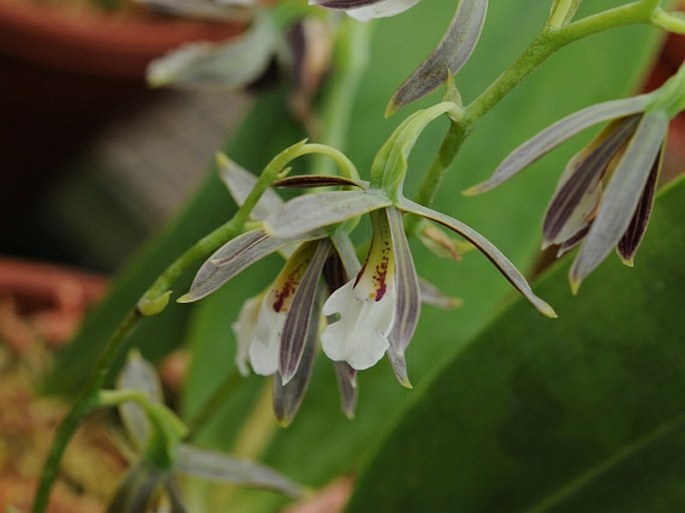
[410,0,659,228]
[32,309,140,513]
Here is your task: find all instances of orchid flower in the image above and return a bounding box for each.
[261,102,556,382]
[105,352,302,512]
[465,61,685,291]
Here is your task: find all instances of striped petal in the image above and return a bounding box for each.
[570,113,668,290]
[175,444,302,497]
[617,142,663,265]
[388,0,487,114]
[263,190,392,239]
[398,198,557,318]
[250,242,319,375]
[334,362,358,419]
[137,0,253,21]
[542,115,641,247]
[311,0,420,21]
[280,239,331,384]
[217,154,284,221]
[385,207,419,387]
[273,298,320,426]
[465,95,652,195]
[179,230,297,303]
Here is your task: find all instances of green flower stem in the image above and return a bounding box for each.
[653,9,685,34]
[313,17,372,176]
[32,308,140,513]
[410,0,659,232]
[650,57,685,116]
[32,139,310,513]
[548,0,583,28]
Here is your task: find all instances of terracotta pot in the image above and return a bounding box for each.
[0,1,246,245]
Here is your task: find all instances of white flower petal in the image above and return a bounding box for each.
[231,295,263,376]
[321,280,395,370]
[248,297,284,376]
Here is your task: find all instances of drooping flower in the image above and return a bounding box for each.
[261,103,556,379]
[465,94,669,291]
[107,352,302,512]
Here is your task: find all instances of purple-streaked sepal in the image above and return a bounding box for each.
[465,95,653,195]
[179,230,297,303]
[334,362,358,419]
[273,174,365,189]
[542,115,641,247]
[280,239,331,384]
[136,0,254,22]
[385,207,420,373]
[273,298,320,427]
[570,112,668,291]
[387,0,487,115]
[617,142,663,265]
[397,198,557,318]
[263,189,392,239]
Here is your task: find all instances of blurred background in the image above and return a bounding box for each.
[0,0,250,272]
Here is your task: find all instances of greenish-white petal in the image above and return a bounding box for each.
[179,230,294,303]
[217,153,284,220]
[388,0,487,113]
[147,14,276,90]
[465,95,652,194]
[263,190,391,239]
[398,198,557,318]
[117,351,164,449]
[176,444,303,497]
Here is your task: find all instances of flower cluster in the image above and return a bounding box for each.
[181,103,556,423]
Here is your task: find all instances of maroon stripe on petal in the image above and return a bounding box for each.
[543,115,640,243]
[617,144,662,264]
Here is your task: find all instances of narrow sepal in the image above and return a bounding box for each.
[165,478,189,513]
[180,230,312,303]
[386,346,412,388]
[387,0,487,115]
[617,143,663,265]
[263,190,392,239]
[117,351,164,449]
[107,464,162,513]
[334,362,358,419]
[280,239,331,384]
[331,230,362,278]
[398,198,557,318]
[570,113,668,289]
[147,14,276,90]
[175,444,303,497]
[273,175,365,189]
[542,115,640,245]
[386,207,420,355]
[217,153,284,220]
[465,95,652,194]
[273,299,320,427]
[419,278,462,310]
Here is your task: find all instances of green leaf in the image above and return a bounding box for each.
[347,176,685,512]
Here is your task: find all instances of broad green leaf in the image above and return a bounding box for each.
[179,2,662,512]
[347,176,685,513]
